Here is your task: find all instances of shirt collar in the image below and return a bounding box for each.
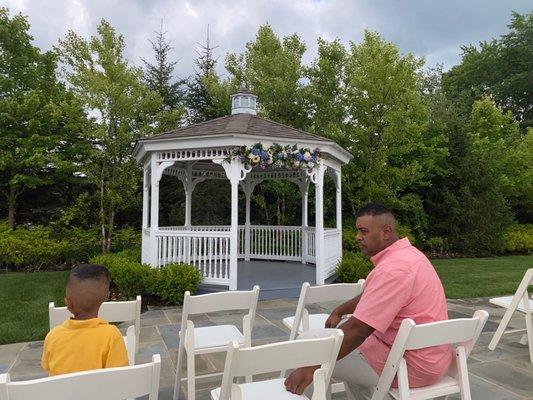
[62,317,107,329]
[370,237,411,266]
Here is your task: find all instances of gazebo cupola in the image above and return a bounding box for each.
[230,86,258,115]
[134,91,352,290]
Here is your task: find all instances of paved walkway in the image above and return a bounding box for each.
[1,297,532,399]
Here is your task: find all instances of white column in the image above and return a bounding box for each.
[300,180,309,264]
[334,169,343,262]
[215,158,251,290]
[150,153,159,266]
[184,162,193,228]
[313,164,326,285]
[142,162,149,229]
[241,179,261,262]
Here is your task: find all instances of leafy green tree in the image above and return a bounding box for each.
[0,8,86,229]
[142,22,185,131]
[443,11,533,128]
[429,98,520,254]
[226,24,308,128]
[341,31,444,231]
[58,19,163,251]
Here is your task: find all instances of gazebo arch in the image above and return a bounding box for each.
[133,88,352,290]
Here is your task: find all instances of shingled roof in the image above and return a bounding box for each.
[139,113,332,143]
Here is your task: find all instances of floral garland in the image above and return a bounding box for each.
[226,142,321,170]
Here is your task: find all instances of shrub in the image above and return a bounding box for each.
[90,251,152,299]
[336,252,372,283]
[150,263,203,305]
[502,224,533,254]
[342,227,358,252]
[425,236,448,253]
[113,228,141,252]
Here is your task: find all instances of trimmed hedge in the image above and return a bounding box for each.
[502,224,533,254]
[336,252,373,283]
[0,224,140,270]
[90,250,202,305]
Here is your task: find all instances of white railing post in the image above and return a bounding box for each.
[240,179,261,262]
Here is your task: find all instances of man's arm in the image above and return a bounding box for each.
[324,294,362,328]
[285,316,374,395]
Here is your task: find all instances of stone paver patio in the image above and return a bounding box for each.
[1,297,532,399]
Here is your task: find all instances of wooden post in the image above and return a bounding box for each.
[313,164,326,285]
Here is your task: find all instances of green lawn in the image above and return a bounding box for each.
[0,270,68,345]
[0,255,532,345]
[433,255,532,299]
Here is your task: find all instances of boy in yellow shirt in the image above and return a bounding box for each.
[41,264,129,376]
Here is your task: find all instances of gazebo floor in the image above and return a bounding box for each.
[198,260,334,300]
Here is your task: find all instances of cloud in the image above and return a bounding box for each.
[3,0,531,81]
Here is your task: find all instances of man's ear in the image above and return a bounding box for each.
[382,224,393,239]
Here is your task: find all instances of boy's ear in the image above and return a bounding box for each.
[65,296,74,314]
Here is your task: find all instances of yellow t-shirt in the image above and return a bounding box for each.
[41,317,129,376]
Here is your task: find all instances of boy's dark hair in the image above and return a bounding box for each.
[68,264,110,284]
[356,203,396,219]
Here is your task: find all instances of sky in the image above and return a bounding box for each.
[3,0,532,80]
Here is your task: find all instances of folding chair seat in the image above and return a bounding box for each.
[488,268,533,362]
[211,330,344,400]
[173,287,260,400]
[370,310,489,400]
[48,295,141,365]
[0,354,160,400]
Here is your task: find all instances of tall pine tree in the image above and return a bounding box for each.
[185,25,230,124]
[142,21,185,131]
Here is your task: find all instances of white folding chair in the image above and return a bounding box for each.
[48,295,142,366]
[488,268,533,362]
[0,354,160,400]
[211,330,344,400]
[173,287,260,400]
[370,310,489,400]
[283,281,365,340]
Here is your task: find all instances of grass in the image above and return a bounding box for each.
[0,270,68,345]
[0,255,532,344]
[433,255,532,299]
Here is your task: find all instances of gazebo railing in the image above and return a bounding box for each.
[323,228,342,279]
[155,230,231,286]
[248,225,302,261]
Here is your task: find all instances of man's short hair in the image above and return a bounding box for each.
[68,264,110,284]
[356,203,396,220]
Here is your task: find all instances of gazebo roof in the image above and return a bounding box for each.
[141,113,332,143]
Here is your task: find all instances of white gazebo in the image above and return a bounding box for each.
[133,88,352,290]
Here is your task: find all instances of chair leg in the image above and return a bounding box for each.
[173,346,184,400]
[526,313,533,363]
[456,347,472,400]
[187,349,196,400]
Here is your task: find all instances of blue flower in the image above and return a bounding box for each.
[252,148,260,155]
[296,153,303,161]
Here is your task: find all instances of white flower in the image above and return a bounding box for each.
[252,155,261,163]
[248,153,255,159]
[307,162,314,168]
[262,143,269,151]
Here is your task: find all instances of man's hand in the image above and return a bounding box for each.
[325,310,342,328]
[284,366,317,395]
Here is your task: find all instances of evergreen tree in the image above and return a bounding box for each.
[185,26,230,124]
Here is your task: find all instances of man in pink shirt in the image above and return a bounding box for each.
[285,203,452,399]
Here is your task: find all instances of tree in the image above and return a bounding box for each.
[226,24,308,128]
[185,26,230,124]
[443,11,533,128]
[341,31,444,231]
[0,8,86,229]
[427,97,521,254]
[142,21,185,131]
[58,19,163,252]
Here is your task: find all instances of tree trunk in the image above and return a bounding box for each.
[7,184,18,230]
[106,208,115,253]
[99,168,107,253]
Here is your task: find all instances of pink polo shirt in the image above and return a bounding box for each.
[353,238,453,388]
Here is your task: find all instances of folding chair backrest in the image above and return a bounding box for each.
[48,296,142,330]
[371,310,488,400]
[0,354,161,400]
[182,286,260,316]
[289,281,364,340]
[218,330,343,400]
